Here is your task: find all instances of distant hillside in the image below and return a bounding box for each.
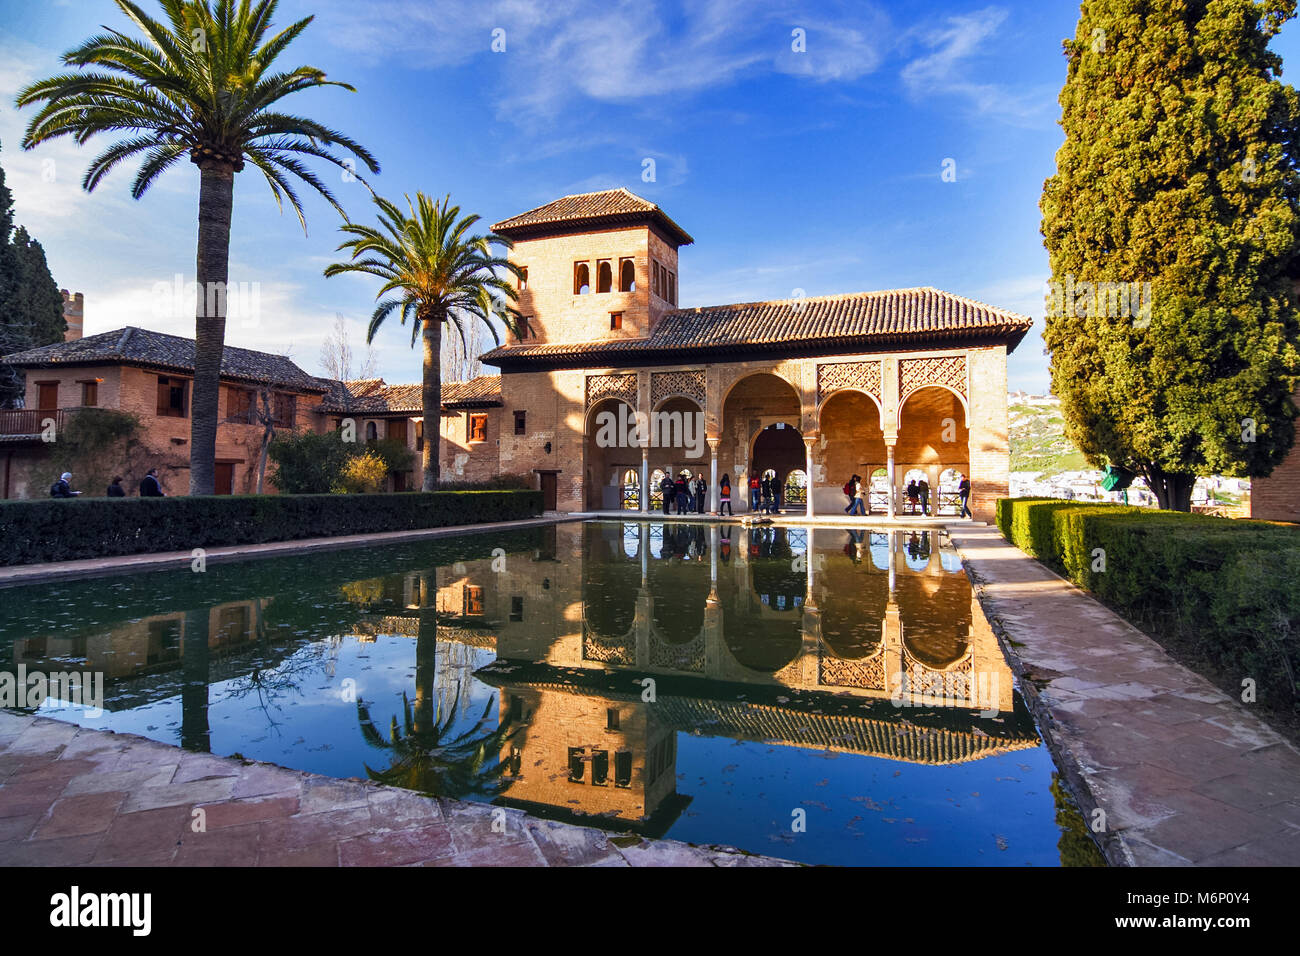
[1008,398,1089,476]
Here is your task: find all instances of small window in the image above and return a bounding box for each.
[514,410,526,435]
[365,420,378,441]
[509,695,524,723]
[273,392,296,427]
[607,708,620,731]
[610,312,623,330]
[416,419,424,451]
[591,749,609,786]
[568,747,585,783]
[463,585,484,616]
[518,316,532,341]
[80,381,98,407]
[574,262,590,295]
[615,750,632,788]
[468,413,487,442]
[669,271,677,306]
[619,258,636,292]
[652,261,661,297]
[156,376,187,418]
[510,596,524,622]
[596,259,612,293]
[518,266,528,291]
[226,387,253,423]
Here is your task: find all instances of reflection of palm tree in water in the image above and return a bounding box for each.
[356,569,521,798]
[181,607,210,753]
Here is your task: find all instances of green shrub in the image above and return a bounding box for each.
[996,498,1300,710]
[334,451,388,494]
[0,489,543,566]
[268,430,354,494]
[365,437,416,476]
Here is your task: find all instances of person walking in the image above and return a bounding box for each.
[958,473,972,518]
[748,473,761,512]
[917,478,930,516]
[50,472,79,498]
[659,473,676,514]
[906,479,919,515]
[719,474,733,516]
[106,476,125,498]
[843,475,857,513]
[139,468,165,497]
[693,472,707,514]
[847,475,867,516]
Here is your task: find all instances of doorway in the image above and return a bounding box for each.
[539,471,558,511]
[214,463,235,496]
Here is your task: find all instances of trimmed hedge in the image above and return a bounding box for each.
[0,490,543,566]
[996,498,1300,711]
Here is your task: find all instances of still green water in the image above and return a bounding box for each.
[0,520,1094,866]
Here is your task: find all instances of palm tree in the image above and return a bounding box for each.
[15,0,379,494]
[324,192,524,490]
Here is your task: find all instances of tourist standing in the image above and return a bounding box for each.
[693,472,707,513]
[749,473,761,511]
[760,475,773,514]
[906,479,919,515]
[917,478,930,516]
[674,473,690,515]
[106,476,125,498]
[659,474,675,514]
[958,473,972,518]
[140,468,165,497]
[719,474,733,516]
[771,471,782,513]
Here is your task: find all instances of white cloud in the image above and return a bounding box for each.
[901,6,1053,127]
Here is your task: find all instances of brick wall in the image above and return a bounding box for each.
[1249,387,1300,522]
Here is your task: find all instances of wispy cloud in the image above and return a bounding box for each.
[901,6,1053,127]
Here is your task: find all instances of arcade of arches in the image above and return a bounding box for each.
[573,350,1004,520]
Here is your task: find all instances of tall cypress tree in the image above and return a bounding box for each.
[1041,0,1300,510]
[0,140,65,406]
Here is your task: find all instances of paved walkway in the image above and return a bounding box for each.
[950,525,1300,866]
[0,712,793,867]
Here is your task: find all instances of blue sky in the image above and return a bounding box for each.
[2,0,1299,392]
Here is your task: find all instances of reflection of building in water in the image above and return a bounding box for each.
[437,522,1035,830]
[7,598,272,687]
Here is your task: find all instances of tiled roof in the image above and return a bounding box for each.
[1,326,327,392]
[318,375,502,414]
[481,287,1034,369]
[492,187,694,246]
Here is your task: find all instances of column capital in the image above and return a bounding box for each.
[802,433,818,447]
[707,436,720,451]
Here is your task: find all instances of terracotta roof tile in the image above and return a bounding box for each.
[1,326,326,391]
[492,188,694,246]
[318,376,502,414]
[481,287,1033,369]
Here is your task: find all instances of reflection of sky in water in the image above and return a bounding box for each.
[1,523,1075,866]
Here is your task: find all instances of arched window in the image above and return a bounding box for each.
[649,468,666,510]
[574,262,590,295]
[365,420,377,441]
[620,468,640,510]
[784,469,808,506]
[597,260,613,293]
[619,258,636,292]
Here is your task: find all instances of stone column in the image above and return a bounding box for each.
[708,437,719,513]
[886,443,896,519]
[803,435,816,519]
[640,450,650,515]
[640,523,648,585]
[887,529,897,594]
[805,526,817,609]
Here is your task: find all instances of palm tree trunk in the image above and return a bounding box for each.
[421,320,442,491]
[190,161,235,495]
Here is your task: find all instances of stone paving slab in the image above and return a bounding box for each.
[0,712,796,867]
[950,524,1300,867]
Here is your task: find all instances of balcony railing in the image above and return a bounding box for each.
[0,407,81,441]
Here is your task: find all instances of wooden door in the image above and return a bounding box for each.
[214,463,235,496]
[37,383,58,410]
[540,472,557,511]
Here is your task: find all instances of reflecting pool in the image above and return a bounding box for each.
[0,521,1090,866]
